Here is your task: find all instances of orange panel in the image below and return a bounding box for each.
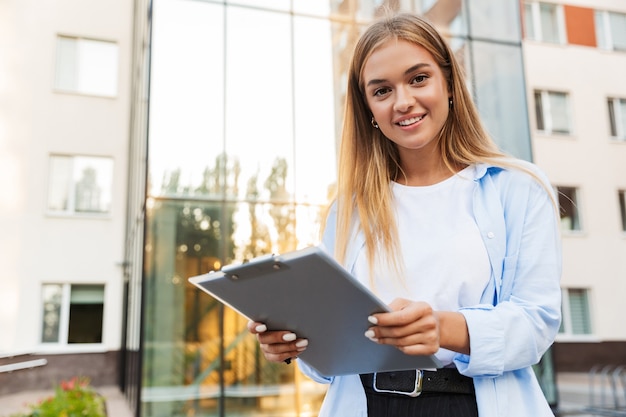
[564,5,597,47]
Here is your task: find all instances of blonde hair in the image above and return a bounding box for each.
[331,12,546,272]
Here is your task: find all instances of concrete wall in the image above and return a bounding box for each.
[0,0,133,359]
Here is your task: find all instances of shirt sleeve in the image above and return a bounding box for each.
[454,166,562,377]
[296,359,333,384]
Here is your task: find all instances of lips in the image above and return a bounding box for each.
[397,115,425,126]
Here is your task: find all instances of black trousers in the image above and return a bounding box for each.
[360,374,479,417]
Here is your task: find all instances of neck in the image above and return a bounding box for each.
[395,149,464,186]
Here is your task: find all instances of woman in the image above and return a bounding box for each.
[248,12,561,417]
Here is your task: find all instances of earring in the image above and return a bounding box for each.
[371,117,379,129]
[449,98,453,109]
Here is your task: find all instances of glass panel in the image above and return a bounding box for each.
[617,191,626,232]
[41,284,63,343]
[557,186,580,231]
[523,3,536,40]
[68,285,104,343]
[55,37,118,96]
[143,198,327,416]
[569,289,591,335]
[293,16,338,205]
[471,41,532,160]
[293,0,335,16]
[47,155,113,214]
[77,39,119,96]
[548,92,570,134]
[609,12,626,51]
[619,99,626,139]
[539,3,560,43]
[149,0,225,198]
[55,37,78,91]
[143,199,236,416]
[595,11,609,49]
[421,0,466,37]
[295,204,327,248]
[609,99,618,136]
[468,0,521,42]
[534,92,545,131]
[226,0,290,11]
[225,8,294,202]
[73,156,114,213]
[47,155,72,211]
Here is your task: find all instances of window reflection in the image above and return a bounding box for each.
[143,197,325,415]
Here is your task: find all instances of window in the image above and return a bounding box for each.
[595,10,626,51]
[608,98,626,140]
[559,288,592,335]
[557,186,581,231]
[41,284,105,344]
[617,190,626,232]
[54,36,119,97]
[47,155,113,215]
[534,90,572,134]
[524,2,566,44]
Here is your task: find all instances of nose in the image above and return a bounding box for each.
[393,86,415,112]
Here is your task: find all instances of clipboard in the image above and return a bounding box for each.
[188,245,442,377]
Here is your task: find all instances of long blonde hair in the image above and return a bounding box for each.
[331,13,537,271]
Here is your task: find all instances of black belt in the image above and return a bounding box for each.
[360,368,474,398]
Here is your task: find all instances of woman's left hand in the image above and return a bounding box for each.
[365,298,440,356]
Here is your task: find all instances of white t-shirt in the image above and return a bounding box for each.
[353,165,491,365]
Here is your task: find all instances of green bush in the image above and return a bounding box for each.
[9,377,106,417]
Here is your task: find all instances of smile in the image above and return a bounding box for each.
[397,115,425,126]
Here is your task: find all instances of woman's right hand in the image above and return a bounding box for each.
[247,321,309,363]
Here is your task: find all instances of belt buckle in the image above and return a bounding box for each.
[372,370,423,397]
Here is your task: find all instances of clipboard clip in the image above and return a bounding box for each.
[222,254,285,280]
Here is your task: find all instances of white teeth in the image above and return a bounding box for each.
[398,115,424,126]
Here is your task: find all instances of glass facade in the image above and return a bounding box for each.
[124,1,536,416]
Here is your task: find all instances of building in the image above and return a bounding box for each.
[0,0,134,392]
[521,0,626,371]
[1,0,624,416]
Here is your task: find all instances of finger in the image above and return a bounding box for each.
[259,338,309,363]
[369,301,432,327]
[247,320,268,334]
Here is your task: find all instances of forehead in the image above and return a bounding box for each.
[362,39,437,82]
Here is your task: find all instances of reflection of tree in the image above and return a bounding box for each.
[161,152,241,198]
[75,166,103,212]
[264,157,297,254]
[241,173,272,261]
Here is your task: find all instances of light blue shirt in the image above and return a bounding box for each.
[298,162,562,417]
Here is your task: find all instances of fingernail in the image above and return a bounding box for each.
[255,324,267,333]
[364,329,376,339]
[295,339,309,348]
[282,333,297,342]
[368,316,378,325]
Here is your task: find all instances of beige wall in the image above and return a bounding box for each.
[523,0,626,343]
[0,0,134,354]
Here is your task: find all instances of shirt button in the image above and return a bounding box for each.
[487,232,495,239]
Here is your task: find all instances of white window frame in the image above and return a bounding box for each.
[39,283,106,353]
[524,2,566,44]
[534,90,573,135]
[595,10,626,51]
[46,154,114,217]
[608,97,626,140]
[557,288,596,342]
[54,35,119,97]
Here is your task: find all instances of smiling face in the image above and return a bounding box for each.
[362,39,451,162]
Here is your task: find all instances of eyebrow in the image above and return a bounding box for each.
[365,63,432,87]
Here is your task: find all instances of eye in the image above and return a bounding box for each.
[411,74,428,85]
[372,87,391,97]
